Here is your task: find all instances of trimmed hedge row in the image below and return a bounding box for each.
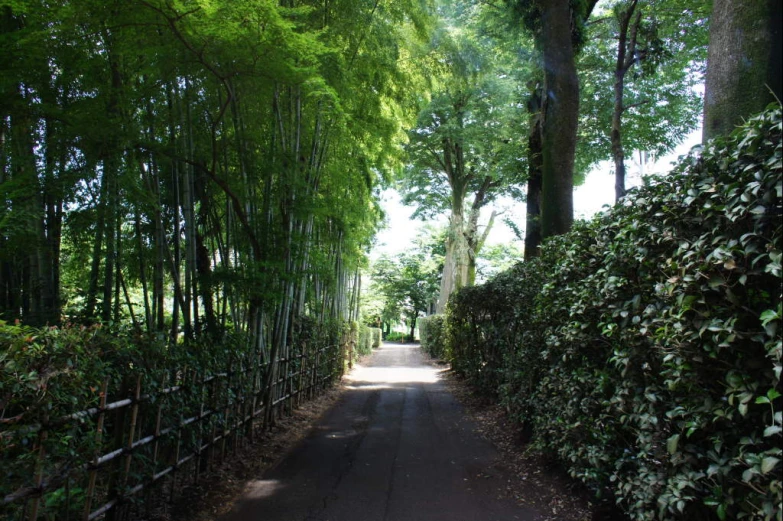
[419,314,447,358]
[446,107,782,520]
[357,324,383,356]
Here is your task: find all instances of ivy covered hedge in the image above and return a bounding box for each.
[446,107,782,520]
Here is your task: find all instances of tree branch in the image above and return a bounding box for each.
[622,99,651,113]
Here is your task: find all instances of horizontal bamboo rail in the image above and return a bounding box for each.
[1,341,346,521]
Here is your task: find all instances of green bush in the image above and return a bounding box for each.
[446,107,782,521]
[385,331,407,342]
[369,327,382,348]
[419,315,447,358]
[356,323,376,356]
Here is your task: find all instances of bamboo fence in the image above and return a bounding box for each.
[1,341,346,521]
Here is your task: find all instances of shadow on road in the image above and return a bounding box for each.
[218,343,539,521]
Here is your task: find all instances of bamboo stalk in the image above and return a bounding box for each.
[147,374,165,519]
[220,366,231,462]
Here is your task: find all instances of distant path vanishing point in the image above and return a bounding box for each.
[219,342,542,521]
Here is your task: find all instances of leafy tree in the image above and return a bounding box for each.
[474,242,523,282]
[502,0,598,240]
[369,245,441,341]
[577,0,708,200]
[401,1,526,311]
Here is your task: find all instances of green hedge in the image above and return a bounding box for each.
[370,327,382,348]
[356,324,382,355]
[385,331,408,342]
[446,107,782,521]
[357,323,372,356]
[0,318,342,519]
[419,315,447,358]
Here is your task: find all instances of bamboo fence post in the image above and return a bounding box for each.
[84,379,109,520]
[313,347,320,396]
[194,373,202,484]
[232,365,241,453]
[278,356,286,420]
[238,362,247,449]
[208,376,218,468]
[147,374,165,519]
[169,370,185,505]
[248,358,259,441]
[281,354,289,417]
[297,351,305,407]
[115,375,141,520]
[260,361,270,432]
[28,412,48,521]
[220,366,230,463]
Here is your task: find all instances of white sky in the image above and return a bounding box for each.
[371,128,702,259]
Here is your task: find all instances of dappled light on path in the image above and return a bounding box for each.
[218,341,540,521]
[344,344,444,390]
[241,480,286,501]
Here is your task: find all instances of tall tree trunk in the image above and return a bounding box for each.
[465,177,494,285]
[538,0,579,238]
[436,208,465,313]
[436,133,469,313]
[612,0,641,202]
[703,0,783,142]
[100,40,124,323]
[467,209,497,285]
[152,159,166,331]
[40,103,61,324]
[134,205,152,332]
[524,115,543,260]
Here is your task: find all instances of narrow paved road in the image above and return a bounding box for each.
[219,343,541,521]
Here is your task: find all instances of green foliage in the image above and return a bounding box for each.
[418,314,447,358]
[370,327,382,349]
[355,324,382,356]
[501,0,597,51]
[0,0,434,332]
[369,248,441,334]
[356,323,372,357]
[576,0,708,176]
[384,331,408,343]
[0,317,341,519]
[445,107,782,520]
[475,242,523,283]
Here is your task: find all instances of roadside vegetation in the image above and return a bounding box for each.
[421,107,782,520]
[2,0,781,519]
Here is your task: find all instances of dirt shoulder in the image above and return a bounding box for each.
[432,354,627,521]
[437,364,591,521]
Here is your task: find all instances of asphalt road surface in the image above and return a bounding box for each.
[219,343,541,521]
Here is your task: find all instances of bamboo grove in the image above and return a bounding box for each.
[0,0,430,340]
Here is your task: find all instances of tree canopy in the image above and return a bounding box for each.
[0,0,433,344]
[400,0,528,310]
